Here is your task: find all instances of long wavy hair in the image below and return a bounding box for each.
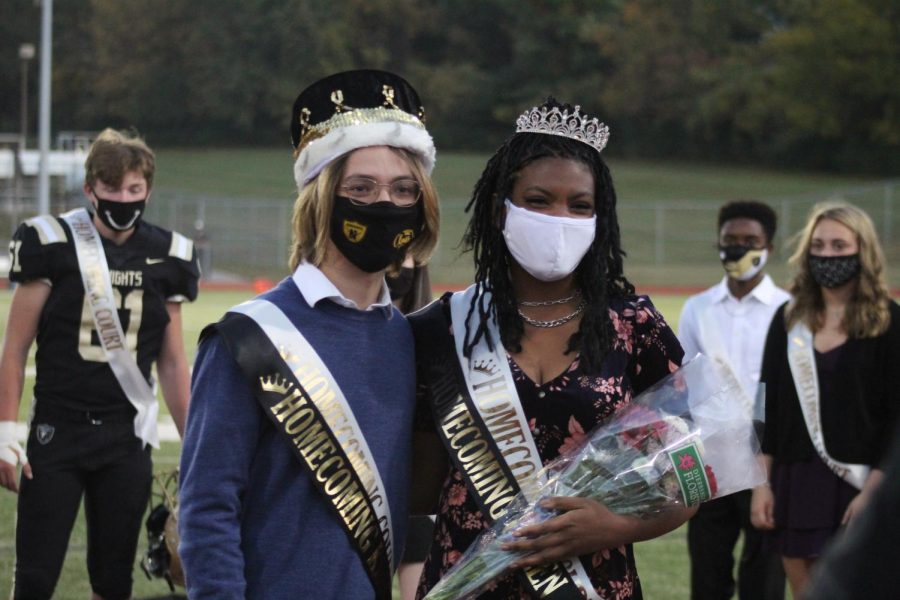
[785,201,891,337]
[461,99,633,372]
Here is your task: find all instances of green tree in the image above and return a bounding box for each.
[0,2,40,140]
[6,0,897,172]
[592,0,776,158]
[742,0,900,170]
[690,0,899,171]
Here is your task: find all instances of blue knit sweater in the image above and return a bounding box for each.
[178,277,415,599]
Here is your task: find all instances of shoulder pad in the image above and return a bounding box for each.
[168,232,194,262]
[24,215,68,245]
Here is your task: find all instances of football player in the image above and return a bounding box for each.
[0,128,199,600]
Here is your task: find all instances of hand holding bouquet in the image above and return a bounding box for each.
[424,355,765,600]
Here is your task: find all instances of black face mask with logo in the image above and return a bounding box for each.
[329,196,421,273]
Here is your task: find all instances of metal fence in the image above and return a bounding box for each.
[2,180,898,288]
[615,181,899,287]
[144,193,292,281]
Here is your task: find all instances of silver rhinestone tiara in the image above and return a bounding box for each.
[515,104,610,153]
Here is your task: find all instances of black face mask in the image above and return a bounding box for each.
[92,191,147,231]
[808,253,861,288]
[329,196,421,273]
[387,266,416,300]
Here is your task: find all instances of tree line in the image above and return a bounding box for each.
[2,0,898,173]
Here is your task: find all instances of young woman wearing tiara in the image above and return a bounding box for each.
[410,99,695,599]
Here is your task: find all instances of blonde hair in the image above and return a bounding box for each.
[786,201,891,337]
[84,128,155,188]
[288,147,440,271]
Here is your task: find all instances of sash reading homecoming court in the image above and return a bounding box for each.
[61,207,159,448]
[215,299,395,600]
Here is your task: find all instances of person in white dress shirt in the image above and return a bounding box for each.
[679,200,790,600]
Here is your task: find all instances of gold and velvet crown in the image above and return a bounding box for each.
[290,70,435,188]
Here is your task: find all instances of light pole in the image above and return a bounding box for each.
[19,43,35,150]
[37,0,52,216]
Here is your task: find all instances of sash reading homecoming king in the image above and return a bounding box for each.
[412,285,601,600]
[786,320,869,489]
[62,208,159,448]
[216,299,394,600]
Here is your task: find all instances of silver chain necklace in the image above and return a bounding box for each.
[518,299,586,328]
[518,289,582,307]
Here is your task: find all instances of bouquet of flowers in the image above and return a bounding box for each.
[424,354,765,600]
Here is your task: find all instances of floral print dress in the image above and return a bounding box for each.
[416,295,684,600]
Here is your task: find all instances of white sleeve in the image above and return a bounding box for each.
[677,298,702,361]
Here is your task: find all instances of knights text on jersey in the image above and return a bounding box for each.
[8,215,200,413]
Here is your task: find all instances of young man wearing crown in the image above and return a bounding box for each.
[678,200,789,600]
[178,70,440,600]
[409,99,693,599]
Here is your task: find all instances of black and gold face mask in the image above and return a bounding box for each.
[329,196,420,273]
[719,245,768,281]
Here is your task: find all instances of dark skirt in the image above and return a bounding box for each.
[401,515,435,563]
[767,455,859,558]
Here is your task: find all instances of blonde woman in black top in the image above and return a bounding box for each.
[751,202,899,598]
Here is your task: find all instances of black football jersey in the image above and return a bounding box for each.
[8,214,200,413]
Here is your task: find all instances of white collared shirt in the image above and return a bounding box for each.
[291,261,394,317]
[678,274,791,414]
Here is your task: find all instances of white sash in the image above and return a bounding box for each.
[62,208,159,449]
[231,299,395,566]
[696,300,755,419]
[786,321,869,489]
[450,285,601,600]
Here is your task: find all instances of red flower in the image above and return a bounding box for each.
[618,417,669,451]
[678,453,696,470]
[705,465,719,496]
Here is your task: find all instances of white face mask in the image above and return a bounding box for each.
[503,199,597,282]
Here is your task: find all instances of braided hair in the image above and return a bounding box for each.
[461,99,634,372]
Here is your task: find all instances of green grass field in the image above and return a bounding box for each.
[148,149,899,289]
[153,149,865,202]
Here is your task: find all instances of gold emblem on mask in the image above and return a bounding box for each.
[393,229,415,248]
[343,220,367,242]
[724,249,764,279]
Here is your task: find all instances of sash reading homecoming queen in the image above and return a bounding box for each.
[786,319,869,489]
[61,208,159,448]
[413,284,601,600]
[215,299,394,600]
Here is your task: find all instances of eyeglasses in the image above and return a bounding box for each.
[339,177,422,207]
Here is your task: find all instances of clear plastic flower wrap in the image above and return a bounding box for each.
[424,354,765,600]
